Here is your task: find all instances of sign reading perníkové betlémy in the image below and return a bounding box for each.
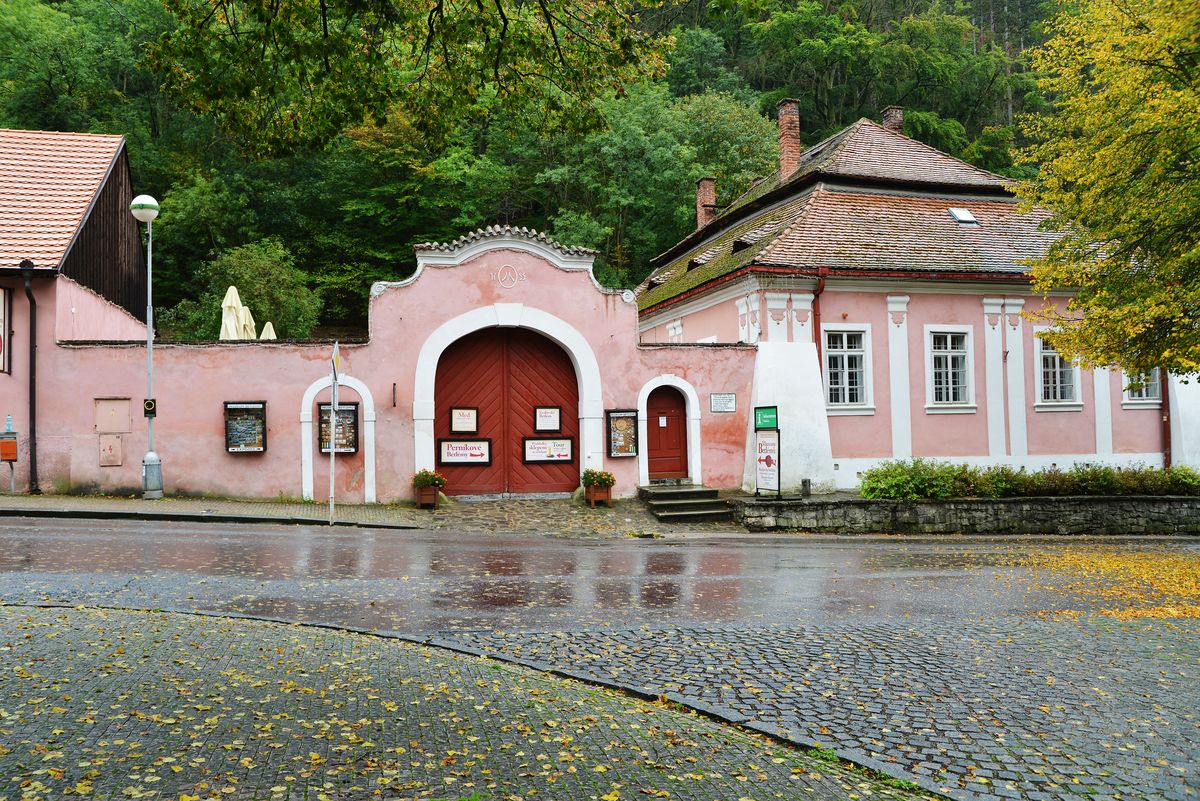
[753,405,781,495]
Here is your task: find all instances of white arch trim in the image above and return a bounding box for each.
[300,373,377,503]
[637,375,703,486]
[413,303,605,478]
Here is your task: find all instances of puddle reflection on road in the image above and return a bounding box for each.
[1,518,1187,633]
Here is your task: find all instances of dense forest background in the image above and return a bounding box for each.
[0,0,1051,336]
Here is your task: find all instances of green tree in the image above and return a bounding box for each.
[159,239,321,339]
[1017,0,1200,376]
[148,0,667,157]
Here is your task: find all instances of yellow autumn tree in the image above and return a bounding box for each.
[1018,0,1200,377]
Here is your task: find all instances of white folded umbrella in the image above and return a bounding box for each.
[259,321,277,340]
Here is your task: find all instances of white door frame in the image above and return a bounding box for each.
[299,373,377,503]
[637,375,703,486]
[413,303,604,479]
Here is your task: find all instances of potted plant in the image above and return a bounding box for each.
[412,469,447,509]
[581,468,616,508]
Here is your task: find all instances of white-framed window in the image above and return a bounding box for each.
[1123,368,1162,406]
[924,325,975,412]
[666,319,684,344]
[1034,329,1082,410]
[822,324,873,414]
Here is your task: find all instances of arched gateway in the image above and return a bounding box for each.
[435,328,580,494]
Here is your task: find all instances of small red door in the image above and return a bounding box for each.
[646,386,688,479]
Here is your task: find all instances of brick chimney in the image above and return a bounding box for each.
[696,177,717,230]
[882,105,904,132]
[777,99,801,180]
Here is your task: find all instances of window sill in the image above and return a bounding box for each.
[1122,400,1162,410]
[924,404,977,414]
[826,405,876,416]
[1034,402,1084,412]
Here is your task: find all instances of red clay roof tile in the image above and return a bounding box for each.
[0,128,124,269]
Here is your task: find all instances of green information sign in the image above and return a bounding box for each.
[754,405,778,430]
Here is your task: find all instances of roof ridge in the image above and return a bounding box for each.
[414,224,597,257]
[0,128,124,139]
[856,119,1008,183]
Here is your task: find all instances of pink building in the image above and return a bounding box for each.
[637,103,1200,489]
[0,121,1196,502]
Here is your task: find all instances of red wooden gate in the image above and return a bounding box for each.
[435,328,579,495]
[646,386,689,479]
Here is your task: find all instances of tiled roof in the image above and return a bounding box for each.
[718,120,1007,220]
[639,185,1054,311]
[415,225,596,257]
[637,193,816,308]
[0,128,125,269]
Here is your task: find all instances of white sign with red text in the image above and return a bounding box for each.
[440,439,491,465]
[755,429,780,493]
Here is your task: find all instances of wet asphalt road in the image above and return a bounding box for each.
[0,516,1193,633]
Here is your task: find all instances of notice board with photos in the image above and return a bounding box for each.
[225,401,267,452]
[318,402,359,454]
[606,409,638,457]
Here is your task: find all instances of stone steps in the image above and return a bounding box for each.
[638,484,732,523]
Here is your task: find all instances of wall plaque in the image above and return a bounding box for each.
[450,407,478,434]
[318,402,359,454]
[606,409,638,457]
[534,406,561,433]
[523,437,573,463]
[439,438,492,465]
[225,401,267,453]
[710,393,737,413]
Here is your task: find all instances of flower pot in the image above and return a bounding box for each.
[585,484,612,508]
[416,485,440,509]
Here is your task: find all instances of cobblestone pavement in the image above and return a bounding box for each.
[434,621,1199,801]
[0,493,746,536]
[0,607,934,801]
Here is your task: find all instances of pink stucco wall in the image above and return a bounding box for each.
[1112,372,1164,454]
[55,277,146,341]
[905,293,990,457]
[0,246,756,500]
[820,291,893,458]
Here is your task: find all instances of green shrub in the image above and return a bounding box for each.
[858,460,1190,500]
[1167,465,1200,495]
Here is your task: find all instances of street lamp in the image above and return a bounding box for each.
[130,194,162,499]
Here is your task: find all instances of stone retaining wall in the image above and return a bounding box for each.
[731,495,1200,535]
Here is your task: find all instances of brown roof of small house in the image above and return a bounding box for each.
[638,185,1056,311]
[0,129,126,270]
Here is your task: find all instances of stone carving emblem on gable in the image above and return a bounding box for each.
[491,264,527,289]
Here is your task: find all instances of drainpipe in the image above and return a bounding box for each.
[1161,369,1171,469]
[811,265,829,363]
[19,260,39,494]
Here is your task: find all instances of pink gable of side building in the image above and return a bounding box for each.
[636,103,1200,489]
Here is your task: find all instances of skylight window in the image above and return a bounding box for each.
[949,207,978,225]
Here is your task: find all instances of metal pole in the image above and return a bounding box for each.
[142,217,163,499]
[328,377,337,525]
[147,218,154,453]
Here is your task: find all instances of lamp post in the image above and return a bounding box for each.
[130,194,162,499]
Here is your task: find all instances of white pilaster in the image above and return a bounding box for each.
[982,298,1006,457]
[1003,299,1028,457]
[1093,368,1113,457]
[735,297,749,342]
[886,295,911,459]
[1169,374,1200,470]
[791,292,814,343]
[765,293,790,342]
[746,292,761,344]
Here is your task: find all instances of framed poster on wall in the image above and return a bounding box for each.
[606,409,638,457]
[450,407,478,434]
[534,406,561,433]
[318,402,359,453]
[522,437,573,463]
[224,401,267,452]
[438,438,492,465]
